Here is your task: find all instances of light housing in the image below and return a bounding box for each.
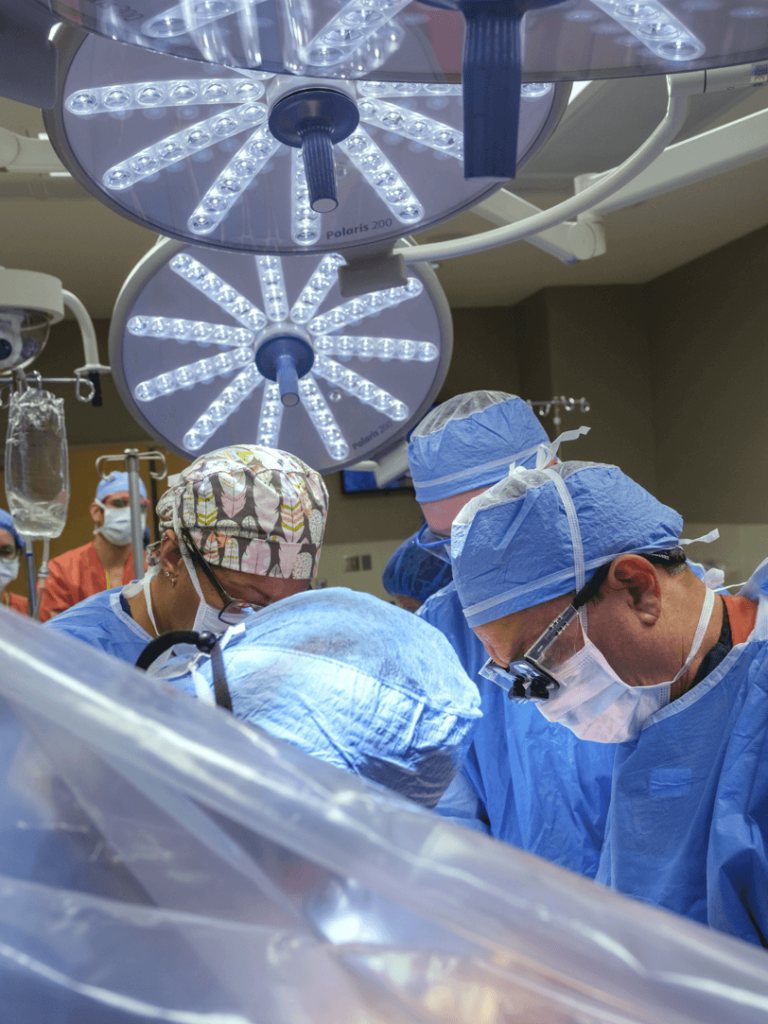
[44,29,567,256]
[33,0,768,80]
[109,238,453,473]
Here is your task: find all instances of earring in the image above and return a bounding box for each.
[165,571,177,587]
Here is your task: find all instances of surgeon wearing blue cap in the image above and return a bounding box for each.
[0,509,26,615]
[167,588,482,810]
[452,460,768,947]
[383,531,453,612]
[39,471,148,622]
[407,391,616,877]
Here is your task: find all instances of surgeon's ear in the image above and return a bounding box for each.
[159,529,183,573]
[604,555,661,624]
[89,500,104,526]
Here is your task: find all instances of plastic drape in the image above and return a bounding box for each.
[4,387,69,538]
[1,612,768,1024]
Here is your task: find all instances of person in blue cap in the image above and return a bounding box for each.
[451,460,768,947]
[407,390,616,879]
[38,471,149,621]
[0,509,26,615]
[165,587,482,810]
[382,530,453,612]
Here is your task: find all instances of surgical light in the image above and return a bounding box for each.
[45,29,566,254]
[33,0,768,179]
[109,240,452,473]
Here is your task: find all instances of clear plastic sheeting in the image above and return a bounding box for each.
[1,614,768,1024]
[4,387,69,539]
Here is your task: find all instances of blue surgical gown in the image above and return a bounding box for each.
[419,582,616,878]
[45,587,152,665]
[596,630,768,947]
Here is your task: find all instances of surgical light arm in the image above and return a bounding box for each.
[397,64,767,267]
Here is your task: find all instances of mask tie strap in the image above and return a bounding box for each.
[535,425,590,471]
[669,586,716,686]
[543,468,587,634]
[172,503,206,604]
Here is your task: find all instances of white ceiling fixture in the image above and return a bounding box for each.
[45,29,567,255]
[109,238,452,472]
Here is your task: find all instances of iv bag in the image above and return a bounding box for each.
[4,388,69,539]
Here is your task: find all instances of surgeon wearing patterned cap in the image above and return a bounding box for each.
[407,391,616,880]
[46,446,329,666]
[451,460,768,947]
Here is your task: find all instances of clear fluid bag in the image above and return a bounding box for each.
[4,387,69,539]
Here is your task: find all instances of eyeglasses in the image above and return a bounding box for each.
[181,528,262,620]
[479,547,687,704]
[0,545,18,561]
[415,521,451,551]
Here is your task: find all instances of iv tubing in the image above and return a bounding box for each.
[394,73,693,264]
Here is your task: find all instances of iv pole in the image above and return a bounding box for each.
[95,448,168,580]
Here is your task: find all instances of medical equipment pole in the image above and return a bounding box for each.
[95,449,168,582]
[125,448,145,581]
[22,537,36,617]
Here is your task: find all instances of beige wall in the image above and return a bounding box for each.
[648,223,768,524]
[6,222,768,598]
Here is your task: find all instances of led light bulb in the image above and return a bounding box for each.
[142,0,268,39]
[170,255,267,330]
[589,0,705,59]
[299,377,350,460]
[339,128,425,227]
[298,0,411,67]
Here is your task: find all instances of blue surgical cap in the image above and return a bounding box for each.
[0,509,23,549]
[96,472,147,503]
[452,461,684,629]
[408,391,550,504]
[176,588,481,808]
[382,531,453,603]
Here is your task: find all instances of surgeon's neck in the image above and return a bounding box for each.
[93,532,131,575]
[587,570,723,700]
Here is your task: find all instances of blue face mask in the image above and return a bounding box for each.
[415,522,451,564]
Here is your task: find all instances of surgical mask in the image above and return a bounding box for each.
[96,502,146,547]
[0,557,19,588]
[173,509,252,636]
[536,586,716,743]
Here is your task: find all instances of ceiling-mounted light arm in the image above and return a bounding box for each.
[62,290,110,377]
[474,189,607,263]
[394,70,699,265]
[0,128,66,174]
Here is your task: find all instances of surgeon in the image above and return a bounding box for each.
[39,472,149,622]
[46,446,329,666]
[451,459,768,947]
[166,587,482,809]
[408,391,616,877]
[0,509,26,615]
[382,530,453,612]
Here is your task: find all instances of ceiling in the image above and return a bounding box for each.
[1,69,768,317]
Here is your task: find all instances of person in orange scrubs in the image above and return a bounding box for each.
[38,471,149,622]
[0,509,27,615]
